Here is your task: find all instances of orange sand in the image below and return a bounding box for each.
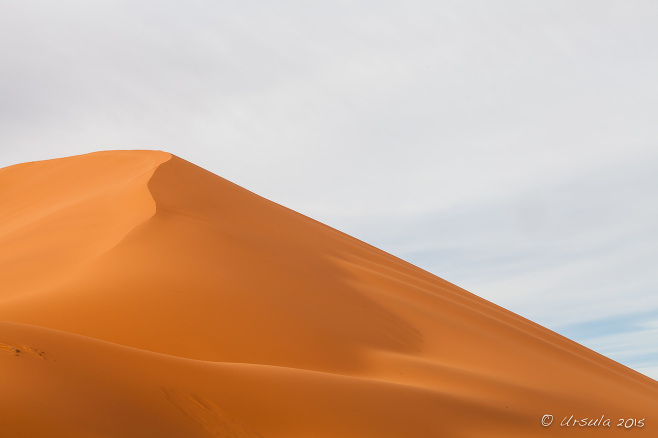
[0,150,656,437]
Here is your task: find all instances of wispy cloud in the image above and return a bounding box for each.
[574,318,658,380]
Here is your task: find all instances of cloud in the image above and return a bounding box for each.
[577,317,658,381]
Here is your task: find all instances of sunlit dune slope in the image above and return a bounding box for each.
[1,150,656,437]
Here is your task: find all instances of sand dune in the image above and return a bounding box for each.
[1,150,656,437]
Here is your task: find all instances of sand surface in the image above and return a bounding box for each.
[1,150,656,437]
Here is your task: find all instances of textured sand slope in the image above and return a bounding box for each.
[0,150,656,437]
[0,321,522,437]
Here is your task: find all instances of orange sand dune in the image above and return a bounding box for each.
[1,150,656,437]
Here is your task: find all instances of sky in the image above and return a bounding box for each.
[1,1,656,379]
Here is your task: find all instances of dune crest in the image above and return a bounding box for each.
[0,150,656,437]
[0,150,171,303]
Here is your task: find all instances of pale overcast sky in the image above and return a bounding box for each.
[1,1,657,379]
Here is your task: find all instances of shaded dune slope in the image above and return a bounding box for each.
[0,150,656,437]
